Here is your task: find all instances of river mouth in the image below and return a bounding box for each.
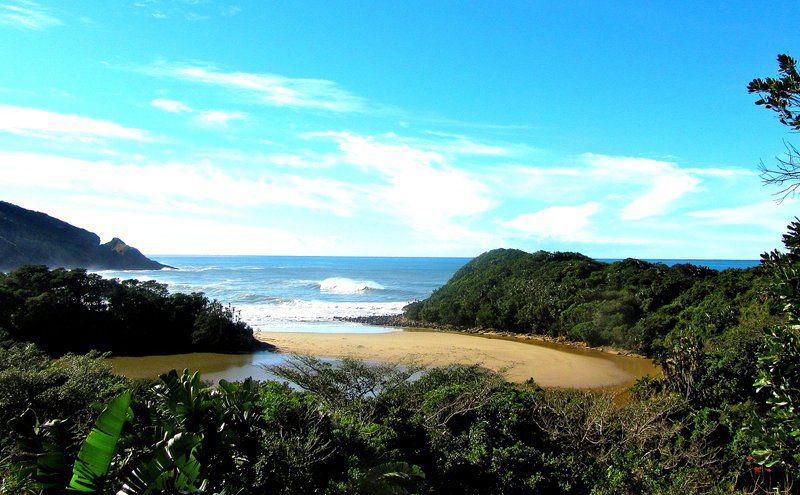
[109,328,658,389]
[108,351,293,383]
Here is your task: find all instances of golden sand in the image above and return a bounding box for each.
[256,329,658,388]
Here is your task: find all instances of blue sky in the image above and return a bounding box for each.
[0,1,798,258]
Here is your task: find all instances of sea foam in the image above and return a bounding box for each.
[237,299,405,329]
[318,277,385,294]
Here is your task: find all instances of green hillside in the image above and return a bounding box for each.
[405,249,779,355]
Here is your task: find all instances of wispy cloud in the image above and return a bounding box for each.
[0,151,355,216]
[146,62,367,113]
[134,1,242,22]
[150,98,246,126]
[195,109,246,125]
[19,199,335,255]
[220,5,240,17]
[0,1,60,30]
[398,131,511,156]
[0,104,148,141]
[264,150,339,169]
[310,131,495,241]
[581,153,701,221]
[151,98,192,113]
[687,200,795,232]
[189,148,339,169]
[505,202,601,242]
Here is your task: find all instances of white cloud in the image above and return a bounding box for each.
[687,200,795,232]
[150,98,246,126]
[685,167,754,178]
[0,1,60,30]
[191,149,338,169]
[195,110,246,125]
[505,202,601,242]
[0,104,148,141]
[622,172,699,220]
[19,201,335,255]
[312,132,494,240]
[581,153,700,220]
[151,98,192,113]
[414,131,509,156]
[220,5,241,17]
[150,63,366,112]
[0,151,355,216]
[266,151,338,169]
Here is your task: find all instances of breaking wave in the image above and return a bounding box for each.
[317,277,385,294]
[237,299,406,330]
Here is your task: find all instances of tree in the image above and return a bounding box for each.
[748,54,800,201]
[747,54,800,490]
[748,223,800,485]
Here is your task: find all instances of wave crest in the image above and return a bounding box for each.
[318,277,385,294]
[237,299,405,329]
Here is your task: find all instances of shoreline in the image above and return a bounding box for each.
[255,328,658,388]
[335,314,650,359]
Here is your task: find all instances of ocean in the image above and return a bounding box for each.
[95,256,761,333]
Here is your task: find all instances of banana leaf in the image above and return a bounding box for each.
[67,390,132,493]
[117,432,204,495]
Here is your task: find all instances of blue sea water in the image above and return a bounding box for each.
[95,256,760,333]
[600,259,761,271]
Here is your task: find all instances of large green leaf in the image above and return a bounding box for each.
[67,390,132,493]
[8,409,73,492]
[155,369,208,432]
[118,432,204,495]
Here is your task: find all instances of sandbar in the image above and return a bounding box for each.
[256,329,658,388]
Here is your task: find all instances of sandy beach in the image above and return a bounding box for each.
[256,329,658,388]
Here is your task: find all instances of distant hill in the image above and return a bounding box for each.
[0,201,170,271]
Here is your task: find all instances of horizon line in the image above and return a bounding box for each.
[146,253,762,262]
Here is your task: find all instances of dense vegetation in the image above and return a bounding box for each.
[405,251,779,357]
[0,200,168,271]
[0,265,266,355]
[1,220,797,492]
[0,347,780,494]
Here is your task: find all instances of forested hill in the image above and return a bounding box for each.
[0,201,169,271]
[404,248,778,355]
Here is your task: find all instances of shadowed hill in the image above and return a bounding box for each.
[0,201,170,271]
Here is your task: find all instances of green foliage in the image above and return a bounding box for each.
[748,54,800,201]
[405,249,774,355]
[67,391,131,493]
[119,432,205,495]
[0,351,784,495]
[748,54,800,132]
[747,220,800,485]
[337,461,425,495]
[6,409,74,493]
[0,342,127,432]
[0,264,263,356]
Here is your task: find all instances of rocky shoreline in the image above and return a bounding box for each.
[335,314,649,358]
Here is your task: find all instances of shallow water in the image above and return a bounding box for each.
[109,350,292,383]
